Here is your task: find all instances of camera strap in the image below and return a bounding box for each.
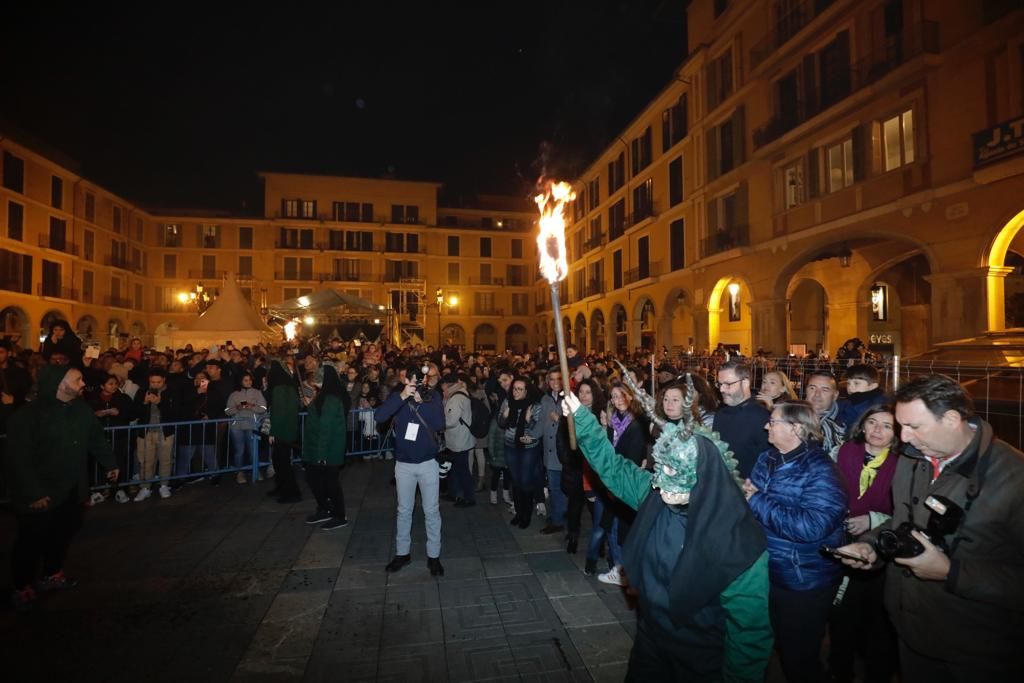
[408,403,439,449]
[948,436,994,556]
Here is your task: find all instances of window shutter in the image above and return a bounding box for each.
[280,199,287,217]
[852,124,868,181]
[802,54,818,118]
[707,63,719,110]
[807,149,820,198]
[707,198,719,233]
[731,105,746,167]
[706,129,719,181]
[735,183,749,231]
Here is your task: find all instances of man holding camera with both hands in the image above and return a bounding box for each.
[374,365,445,577]
[838,374,1024,681]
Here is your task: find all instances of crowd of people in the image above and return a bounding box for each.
[2,318,1022,681]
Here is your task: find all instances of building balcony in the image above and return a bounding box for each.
[0,279,31,295]
[383,272,420,283]
[37,283,77,300]
[749,0,838,71]
[626,206,654,228]
[468,276,505,286]
[38,235,79,256]
[753,22,940,151]
[187,269,227,279]
[105,295,134,309]
[584,232,605,252]
[105,254,133,271]
[318,271,368,282]
[383,246,427,254]
[584,279,605,298]
[274,240,316,250]
[475,307,504,316]
[275,271,315,281]
[624,261,662,286]
[700,226,750,259]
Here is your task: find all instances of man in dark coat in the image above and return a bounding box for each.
[712,360,770,478]
[6,365,118,610]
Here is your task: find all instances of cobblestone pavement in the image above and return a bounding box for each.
[0,461,793,682]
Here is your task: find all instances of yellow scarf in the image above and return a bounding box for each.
[858,447,890,498]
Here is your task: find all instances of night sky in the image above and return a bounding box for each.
[0,2,688,213]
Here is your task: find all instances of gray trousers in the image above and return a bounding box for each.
[394,459,442,558]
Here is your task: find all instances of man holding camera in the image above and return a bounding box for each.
[839,374,1024,680]
[375,365,445,576]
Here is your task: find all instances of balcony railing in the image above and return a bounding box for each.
[274,240,316,250]
[700,225,750,258]
[584,279,604,298]
[38,235,79,256]
[105,254,133,271]
[475,307,504,317]
[318,271,366,282]
[584,232,605,252]
[626,206,654,228]
[383,272,419,283]
[37,284,77,300]
[753,22,940,150]
[0,280,31,295]
[468,276,505,286]
[383,246,427,254]
[624,261,663,286]
[275,271,315,281]
[187,269,226,279]
[749,0,838,71]
[105,295,134,309]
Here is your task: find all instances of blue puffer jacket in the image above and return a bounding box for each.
[747,442,847,591]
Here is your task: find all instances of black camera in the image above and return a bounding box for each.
[875,495,963,560]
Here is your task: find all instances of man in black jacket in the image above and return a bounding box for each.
[712,360,769,479]
[839,374,1024,680]
[130,369,183,500]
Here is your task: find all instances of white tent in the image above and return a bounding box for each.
[168,275,276,350]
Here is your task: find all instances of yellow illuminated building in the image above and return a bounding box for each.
[547,0,1024,358]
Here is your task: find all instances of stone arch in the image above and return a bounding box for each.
[985,208,1024,331]
[610,303,628,353]
[154,321,180,351]
[441,323,466,348]
[589,309,606,353]
[787,278,829,355]
[76,315,100,342]
[130,320,147,345]
[39,309,68,346]
[505,324,528,353]
[661,288,695,352]
[473,323,497,352]
[573,313,587,353]
[707,276,753,354]
[0,306,29,346]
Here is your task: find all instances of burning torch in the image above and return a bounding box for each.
[535,181,577,449]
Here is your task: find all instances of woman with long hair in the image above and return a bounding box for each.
[828,405,900,683]
[743,400,847,683]
[302,365,348,530]
[559,377,604,554]
[755,370,798,410]
[586,380,647,583]
[497,376,545,529]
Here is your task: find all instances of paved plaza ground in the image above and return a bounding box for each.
[0,461,791,682]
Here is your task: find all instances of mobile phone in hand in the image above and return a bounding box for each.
[820,545,869,563]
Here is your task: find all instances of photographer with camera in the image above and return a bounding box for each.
[837,374,1024,680]
[374,364,445,576]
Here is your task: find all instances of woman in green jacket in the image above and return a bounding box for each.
[302,364,348,530]
[562,374,773,683]
[267,358,302,503]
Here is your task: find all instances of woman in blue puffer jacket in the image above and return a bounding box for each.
[743,399,846,683]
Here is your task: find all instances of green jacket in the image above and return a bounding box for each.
[6,365,115,513]
[302,394,347,465]
[268,360,300,443]
[573,406,773,683]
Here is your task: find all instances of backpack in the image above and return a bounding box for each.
[455,391,491,439]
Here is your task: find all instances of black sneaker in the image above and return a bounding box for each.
[385,554,411,573]
[305,510,333,525]
[321,517,349,531]
[427,557,444,577]
[584,559,598,576]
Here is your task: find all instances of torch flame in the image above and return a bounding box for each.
[535,180,576,283]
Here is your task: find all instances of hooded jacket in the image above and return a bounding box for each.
[571,405,771,682]
[302,366,347,466]
[6,365,115,512]
[862,419,1024,668]
[267,359,301,444]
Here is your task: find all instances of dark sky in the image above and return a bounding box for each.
[0,2,688,213]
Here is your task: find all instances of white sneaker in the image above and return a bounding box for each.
[598,566,623,586]
[115,490,130,504]
[88,492,106,506]
[266,464,276,478]
[489,490,498,505]
[502,489,512,505]
[133,487,152,502]
[158,484,172,499]
[535,502,547,517]
[236,471,247,484]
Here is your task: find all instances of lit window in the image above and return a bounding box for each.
[882,108,915,172]
[827,138,854,193]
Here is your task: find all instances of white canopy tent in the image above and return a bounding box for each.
[167,275,276,350]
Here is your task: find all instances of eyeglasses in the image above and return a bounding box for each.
[717,378,745,388]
